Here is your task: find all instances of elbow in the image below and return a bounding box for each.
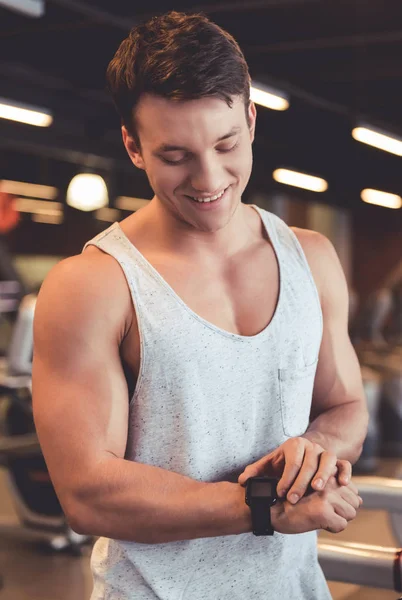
[351,422,369,465]
[61,492,98,536]
[351,443,364,466]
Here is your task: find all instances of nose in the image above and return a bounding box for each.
[189,155,224,196]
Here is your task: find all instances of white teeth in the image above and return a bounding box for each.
[191,189,226,203]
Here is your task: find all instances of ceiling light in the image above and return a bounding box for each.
[352,125,402,156]
[250,82,289,111]
[361,189,402,209]
[95,208,120,222]
[273,168,328,192]
[0,0,44,17]
[115,197,151,211]
[14,198,63,215]
[1,180,58,200]
[0,97,52,127]
[66,173,108,212]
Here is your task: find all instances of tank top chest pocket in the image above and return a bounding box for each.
[279,360,318,438]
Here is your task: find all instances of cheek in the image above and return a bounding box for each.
[230,145,253,178]
[149,163,183,193]
[160,172,185,196]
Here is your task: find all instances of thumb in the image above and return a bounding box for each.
[238,464,260,486]
[238,455,272,486]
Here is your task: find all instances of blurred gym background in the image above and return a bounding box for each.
[0,1,402,598]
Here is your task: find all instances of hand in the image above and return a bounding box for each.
[272,476,362,535]
[238,437,352,504]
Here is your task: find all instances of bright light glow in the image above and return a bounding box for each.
[250,83,289,111]
[1,180,58,200]
[0,97,52,127]
[352,126,402,156]
[14,198,63,215]
[32,213,63,224]
[115,196,151,211]
[0,0,44,18]
[66,173,108,212]
[273,168,328,192]
[95,208,120,222]
[361,188,402,209]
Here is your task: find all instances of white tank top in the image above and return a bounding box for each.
[84,205,331,600]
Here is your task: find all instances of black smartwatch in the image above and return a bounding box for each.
[245,477,279,536]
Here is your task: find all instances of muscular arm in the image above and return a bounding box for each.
[33,248,361,542]
[32,252,251,544]
[294,229,369,463]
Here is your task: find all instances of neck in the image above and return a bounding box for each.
[139,196,258,260]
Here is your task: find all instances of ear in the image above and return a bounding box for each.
[248,101,257,143]
[122,126,146,170]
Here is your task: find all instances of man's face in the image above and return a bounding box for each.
[122,94,256,233]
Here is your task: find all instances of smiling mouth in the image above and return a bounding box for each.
[187,187,228,204]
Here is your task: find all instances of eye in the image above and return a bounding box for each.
[160,155,188,166]
[217,141,239,153]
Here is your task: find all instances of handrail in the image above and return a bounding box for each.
[353,476,402,513]
[318,539,402,592]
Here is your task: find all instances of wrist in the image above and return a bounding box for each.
[301,431,327,447]
[270,500,286,533]
[215,482,252,536]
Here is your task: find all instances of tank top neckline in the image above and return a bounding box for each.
[112,205,283,342]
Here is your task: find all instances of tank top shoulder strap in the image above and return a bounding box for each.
[252,206,321,305]
[252,205,323,364]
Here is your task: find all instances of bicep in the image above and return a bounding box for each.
[32,258,130,503]
[309,238,365,417]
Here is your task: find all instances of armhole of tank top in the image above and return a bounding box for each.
[82,240,146,408]
[252,207,284,271]
[117,262,146,408]
[286,225,324,334]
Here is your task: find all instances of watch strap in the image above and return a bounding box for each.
[250,500,274,536]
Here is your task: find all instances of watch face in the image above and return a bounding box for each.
[251,479,274,497]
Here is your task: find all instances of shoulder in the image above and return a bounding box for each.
[34,247,133,344]
[291,226,335,259]
[290,227,347,309]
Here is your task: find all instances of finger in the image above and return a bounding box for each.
[323,510,348,534]
[333,497,357,522]
[286,447,321,503]
[345,479,359,495]
[311,451,338,491]
[336,460,352,486]
[238,455,272,486]
[338,486,361,511]
[277,441,306,498]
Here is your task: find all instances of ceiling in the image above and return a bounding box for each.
[1,0,402,231]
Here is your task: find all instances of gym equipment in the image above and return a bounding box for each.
[0,293,91,554]
[318,474,402,595]
[318,539,402,593]
[354,366,382,473]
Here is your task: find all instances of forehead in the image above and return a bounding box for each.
[135,94,246,148]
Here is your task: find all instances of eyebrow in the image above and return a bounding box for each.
[155,126,242,153]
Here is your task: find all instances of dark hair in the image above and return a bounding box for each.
[106,11,251,147]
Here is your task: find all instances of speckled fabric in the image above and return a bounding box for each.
[84,205,331,600]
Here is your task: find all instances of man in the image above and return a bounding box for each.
[32,11,368,599]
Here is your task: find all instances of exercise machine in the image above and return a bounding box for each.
[0,293,91,554]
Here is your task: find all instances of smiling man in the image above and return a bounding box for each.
[32,11,368,600]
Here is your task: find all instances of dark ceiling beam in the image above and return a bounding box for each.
[246,29,402,55]
[137,0,320,19]
[271,57,402,84]
[0,121,131,172]
[305,63,402,84]
[0,61,111,105]
[46,0,136,30]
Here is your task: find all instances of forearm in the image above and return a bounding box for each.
[67,457,252,543]
[302,399,368,463]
